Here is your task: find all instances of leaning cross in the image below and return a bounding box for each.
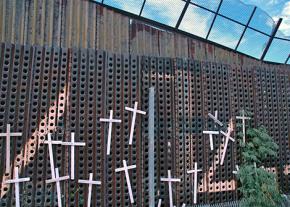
[220,127,235,165]
[78,173,101,207]
[62,132,85,180]
[157,199,162,207]
[208,111,223,126]
[202,131,219,150]
[233,165,240,175]
[44,133,62,179]
[161,170,181,207]
[236,110,251,143]
[115,160,136,203]
[125,102,146,145]
[0,124,22,173]
[187,162,202,204]
[46,168,70,207]
[100,110,121,155]
[4,167,30,207]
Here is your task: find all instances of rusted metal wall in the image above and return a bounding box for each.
[0,0,280,66]
[0,43,289,207]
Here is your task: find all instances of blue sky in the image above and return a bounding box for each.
[100,0,289,63]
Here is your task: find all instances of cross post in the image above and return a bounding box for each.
[0,124,22,173]
[100,110,121,155]
[46,168,70,207]
[187,162,202,204]
[160,170,181,207]
[125,102,146,145]
[62,132,86,180]
[115,160,136,203]
[236,110,251,143]
[78,173,101,207]
[220,127,235,165]
[44,133,62,179]
[202,131,219,150]
[4,167,30,207]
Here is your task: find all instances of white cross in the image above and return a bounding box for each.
[187,162,202,204]
[0,124,22,173]
[44,133,62,179]
[125,102,146,145]
[46,168,69,207]
[160,170,181,207]
[157,199,162,207]
[208,111,223,126]
[4,167,30,207]
[202,131,219,150]
[220,127,235,165]
[115,160,136,203]
[62,132,85,180]
[78,173,101,207]
[236,110,251,143]
[233,165,240,175]
[182,204,186,207]
[100,110,121,155]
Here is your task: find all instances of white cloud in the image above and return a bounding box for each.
[277,1,290,36]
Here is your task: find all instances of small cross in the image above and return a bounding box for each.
[202,131,219,150]
[100,110,121,155]
[182,204,186,207]
[161,170,181,207]
[46,168,70,207]
[157,199,162,207]
[115,160,136,203]
[236,110,251,143]
[5,167,30,207]
[187,162,202,204]
[78,173,101,207]
[125,102,146,145]
[62,132,86,180]
[0,124,22,173]
[208,111,223,126]
[220,127,235,165]
[233,165,240,175]
[44,133,62,179]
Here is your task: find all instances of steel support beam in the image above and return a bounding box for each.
[175,0,191,29]
[206,0,223,39]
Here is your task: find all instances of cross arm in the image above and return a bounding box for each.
[5,177,30,184]
[78,179,101,185]
[187,169,202,174]
[62,142,85,146]
[203,131,219,134]
[160,178,181,182]
[46,176,70,184]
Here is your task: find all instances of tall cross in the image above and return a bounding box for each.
[125,102,146,145]
[62,132,86,180]
[115,160,136,203]
[46,168,70,207]
[236,110,251,143]
[187,162,202,204]
[44,133,62,179]
[100,110,121,155]
[208,111,223,126]
[202,131,219,150]
[220,127,235,165]
[4,167,30,207]
[0,124,22,173]
[78,173,101,207]
[160,170,181,207]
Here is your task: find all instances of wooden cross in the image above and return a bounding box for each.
[62,132,86,180]
[202,131,219,150]
[100,110,121,155]
[187,162,202,204]
[125,102,146,145]
[0,124,22,173]
[157,199,162,207]
[160,170,181,207]
[115,160,136,203]
[236,110,251,143]
[233,165,240,175]
[46,168,69,207]
[4,167,30,207]
[208,111,223,126]
[44,133,62,179]
[78,173,101,207]
[220,127,235,165]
